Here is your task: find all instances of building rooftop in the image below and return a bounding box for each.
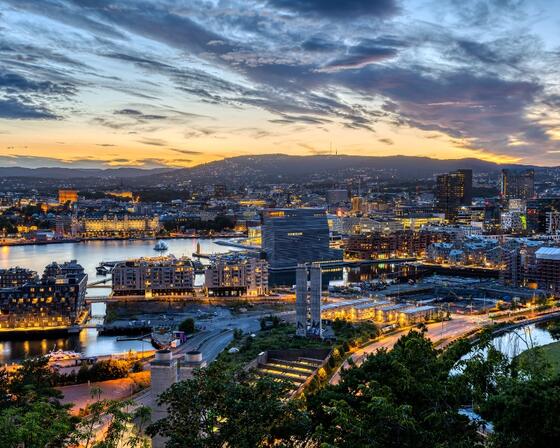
[535,247,560,261]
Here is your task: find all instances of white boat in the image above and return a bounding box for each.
[47,349,82,362]
[154,240,169,251]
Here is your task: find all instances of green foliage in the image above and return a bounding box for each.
[259,314,281,330]
[0,400,79,448]
[307,330,480,448]
[178,317,196,334]
[481,376,560,448]
[215,323,330,371]
[0,357,78,447]
[72,360,130,384]
[163,215,235,233]
[148,366,308,448]
[4,356,61,406]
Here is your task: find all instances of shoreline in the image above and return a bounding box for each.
[0,233,247,248]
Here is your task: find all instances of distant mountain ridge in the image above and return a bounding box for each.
[0,166,173,179]
[147,154,537,185]
[0,154,541,184]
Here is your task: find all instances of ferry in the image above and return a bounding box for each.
[153,240,169,251]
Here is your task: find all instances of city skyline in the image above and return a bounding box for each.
[1,0,560,169]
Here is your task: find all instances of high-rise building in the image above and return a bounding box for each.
[58,189,78,205]
[501,169,535,200]
[261,208,342,270]
[295,264,322,338]
[436,169,472,221]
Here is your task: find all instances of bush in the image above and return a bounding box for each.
[85,360,129,382]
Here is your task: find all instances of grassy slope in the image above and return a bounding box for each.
[519,341,560,373]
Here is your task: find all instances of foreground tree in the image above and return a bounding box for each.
[148,365,308,447]
[307,330,481,448]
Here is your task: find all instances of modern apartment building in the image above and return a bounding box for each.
[112,256,195,298]
[261,208,342,270]
[345,230,452,260]
[204,254,268,297]
[0,260,88,331]
[504,245,560,295]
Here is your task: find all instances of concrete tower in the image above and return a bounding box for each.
[309,264,322,337]
[150,349,178,448]
[295,263,323,338]
[295,264,308,337]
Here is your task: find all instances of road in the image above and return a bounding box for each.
[330,314,485,385]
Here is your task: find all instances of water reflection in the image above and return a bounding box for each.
[0,238,237,364]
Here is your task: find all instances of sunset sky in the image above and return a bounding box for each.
[1,0,560,169]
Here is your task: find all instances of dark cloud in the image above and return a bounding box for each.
[269,114,330,125]
[322,46,399,71]
[168,148,203,155]
[138,138,167,147]
[266,0,399,18]
[0,97,58,119]
[0,72,76,96]
[114,109,167,120]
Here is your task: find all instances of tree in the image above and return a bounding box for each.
[481,376,560,448]
[0,400,79,448]
[76,389,151,448]
[178,317,196,334]
[148,365,307,447]
[306,330,480,448]
[0,357,79,448]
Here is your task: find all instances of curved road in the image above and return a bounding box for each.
[330,315,485,385]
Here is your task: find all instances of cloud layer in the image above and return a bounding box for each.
[0,0,559,167]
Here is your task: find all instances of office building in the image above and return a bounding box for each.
[112,256,195,298]
[58,189,78,205]
[261,208,342,270]
[436,169,472,221]
[295,264,322,338]
[501,169,535,200]
[204,254,268,297]
[0,260,87,331]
